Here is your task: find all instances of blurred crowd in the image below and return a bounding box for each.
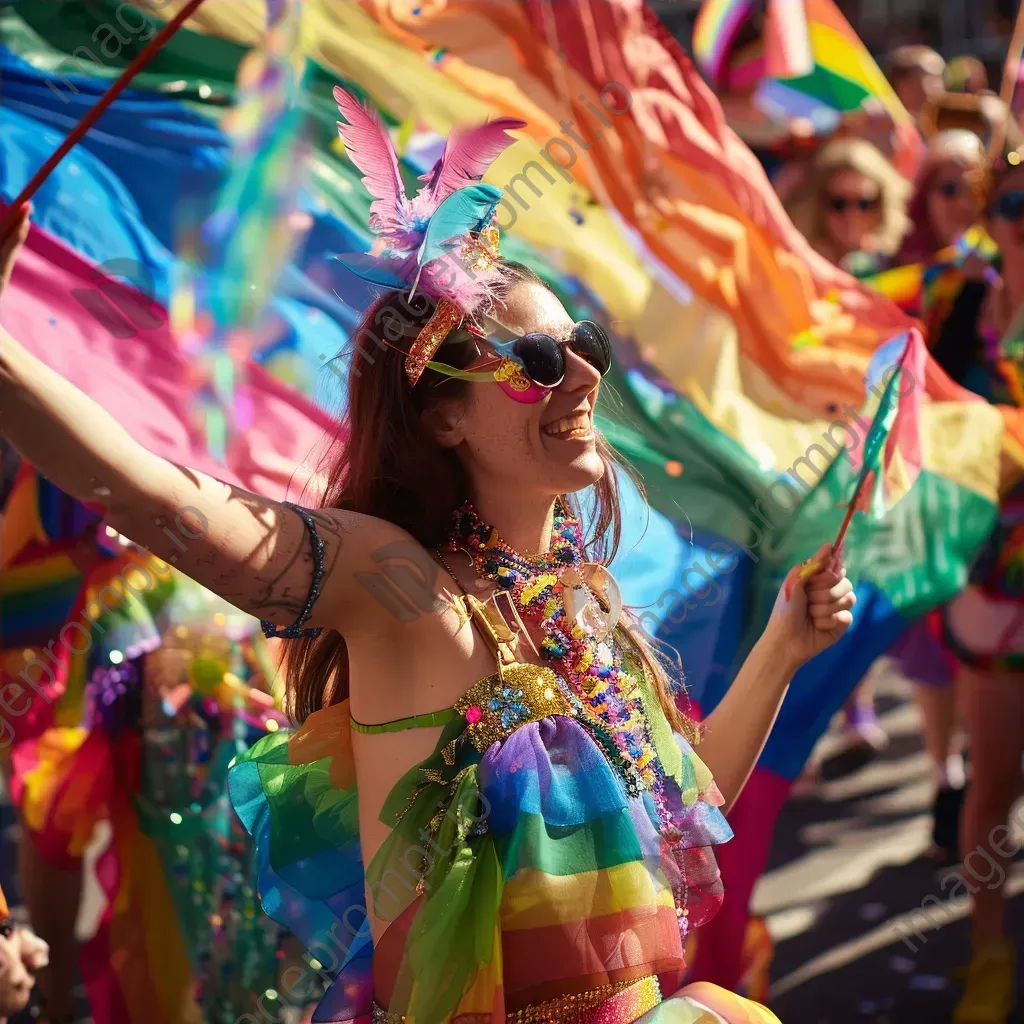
[752,40,1024,1024]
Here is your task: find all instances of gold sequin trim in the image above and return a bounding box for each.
[453,663,574,753]
[493,356,532,391]
[407,297,461,386]
[372,974,660,1023]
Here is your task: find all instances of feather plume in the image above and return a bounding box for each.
[417,185,503,266]
[332,90,513,324]
[333,86,411,239]
[334,252,409,288]
[417,118,526,206]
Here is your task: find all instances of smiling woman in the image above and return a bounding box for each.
[0,86,858,1024]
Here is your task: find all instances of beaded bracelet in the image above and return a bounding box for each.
[260,503,325,640]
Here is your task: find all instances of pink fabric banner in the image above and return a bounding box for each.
[0,214,338,503]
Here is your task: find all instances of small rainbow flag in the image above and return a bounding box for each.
[849,330,925,519]
[862,262,925,316]
[862,226,999,328]
[693,0,759,90]
[694,0,921,167]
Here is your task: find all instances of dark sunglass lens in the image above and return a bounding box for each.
[999,193,1024,222]
[515,333,564,386]
[570,320,612,375]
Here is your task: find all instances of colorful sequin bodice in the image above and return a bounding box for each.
[229,628,733,1024]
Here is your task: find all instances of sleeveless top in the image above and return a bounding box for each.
[227,593,734,1023]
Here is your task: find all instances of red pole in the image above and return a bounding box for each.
[0,0,208,234]
[832,471,868,551]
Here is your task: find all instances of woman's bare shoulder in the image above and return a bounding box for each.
[320,509,451,631]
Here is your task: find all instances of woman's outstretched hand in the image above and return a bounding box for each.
[0,204,30,302]
[693,542,855,811]
[764,543,856,672]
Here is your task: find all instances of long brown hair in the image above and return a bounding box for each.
[285,261,696,741]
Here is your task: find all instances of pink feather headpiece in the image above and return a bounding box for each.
[333,86,525,385]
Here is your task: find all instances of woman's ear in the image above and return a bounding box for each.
[421,398,466,449]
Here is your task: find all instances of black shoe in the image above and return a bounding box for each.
[930,784,965,864]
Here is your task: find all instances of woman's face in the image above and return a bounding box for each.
[820,168,883,258]
[926,160,978,248]
[895,68,940,118]
[986,167,1024,262]
[430,278,605,500]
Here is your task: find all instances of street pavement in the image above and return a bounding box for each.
[763,665,1023,1023]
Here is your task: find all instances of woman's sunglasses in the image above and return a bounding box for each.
[989,190,1024,223]
[428,320,611,401]
[825,194,881,214]
[934,180,964,199]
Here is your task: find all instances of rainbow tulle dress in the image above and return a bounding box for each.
[229,598,781,1023]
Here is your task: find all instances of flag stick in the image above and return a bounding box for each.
[832,476,864,549]
[797,484,860,582]
[0,0,208,234]
[989,0,1024,161]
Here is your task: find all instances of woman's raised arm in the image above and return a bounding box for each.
[0,209,408,633]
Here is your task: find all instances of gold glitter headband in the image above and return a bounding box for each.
[406,298,463,387]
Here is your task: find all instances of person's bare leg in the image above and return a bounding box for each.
[953,666,1023,1023]
[914,678,966,861]
[843,671,888,751]
[19,836,82,1021]
[914,680,960,779]
[957,666,1024,946]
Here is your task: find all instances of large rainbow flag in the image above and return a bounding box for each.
[1,0,1021,1010]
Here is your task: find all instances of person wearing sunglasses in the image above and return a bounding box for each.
[899,130,985,269]
[926,156,1024,1024]
[0,92,860,1024]
[785,137,911,274]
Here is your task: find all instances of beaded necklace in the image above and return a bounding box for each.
[445,502,663,798]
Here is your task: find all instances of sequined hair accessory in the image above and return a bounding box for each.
[333,87,523,386]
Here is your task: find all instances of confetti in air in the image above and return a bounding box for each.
[172,0,309,461]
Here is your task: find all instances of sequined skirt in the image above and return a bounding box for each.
[372,975,661,1024]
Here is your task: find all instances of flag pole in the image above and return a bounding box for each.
[0,0,208,233]
[989,0,1024,161]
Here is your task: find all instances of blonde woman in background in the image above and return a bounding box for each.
[785,137,912,276]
